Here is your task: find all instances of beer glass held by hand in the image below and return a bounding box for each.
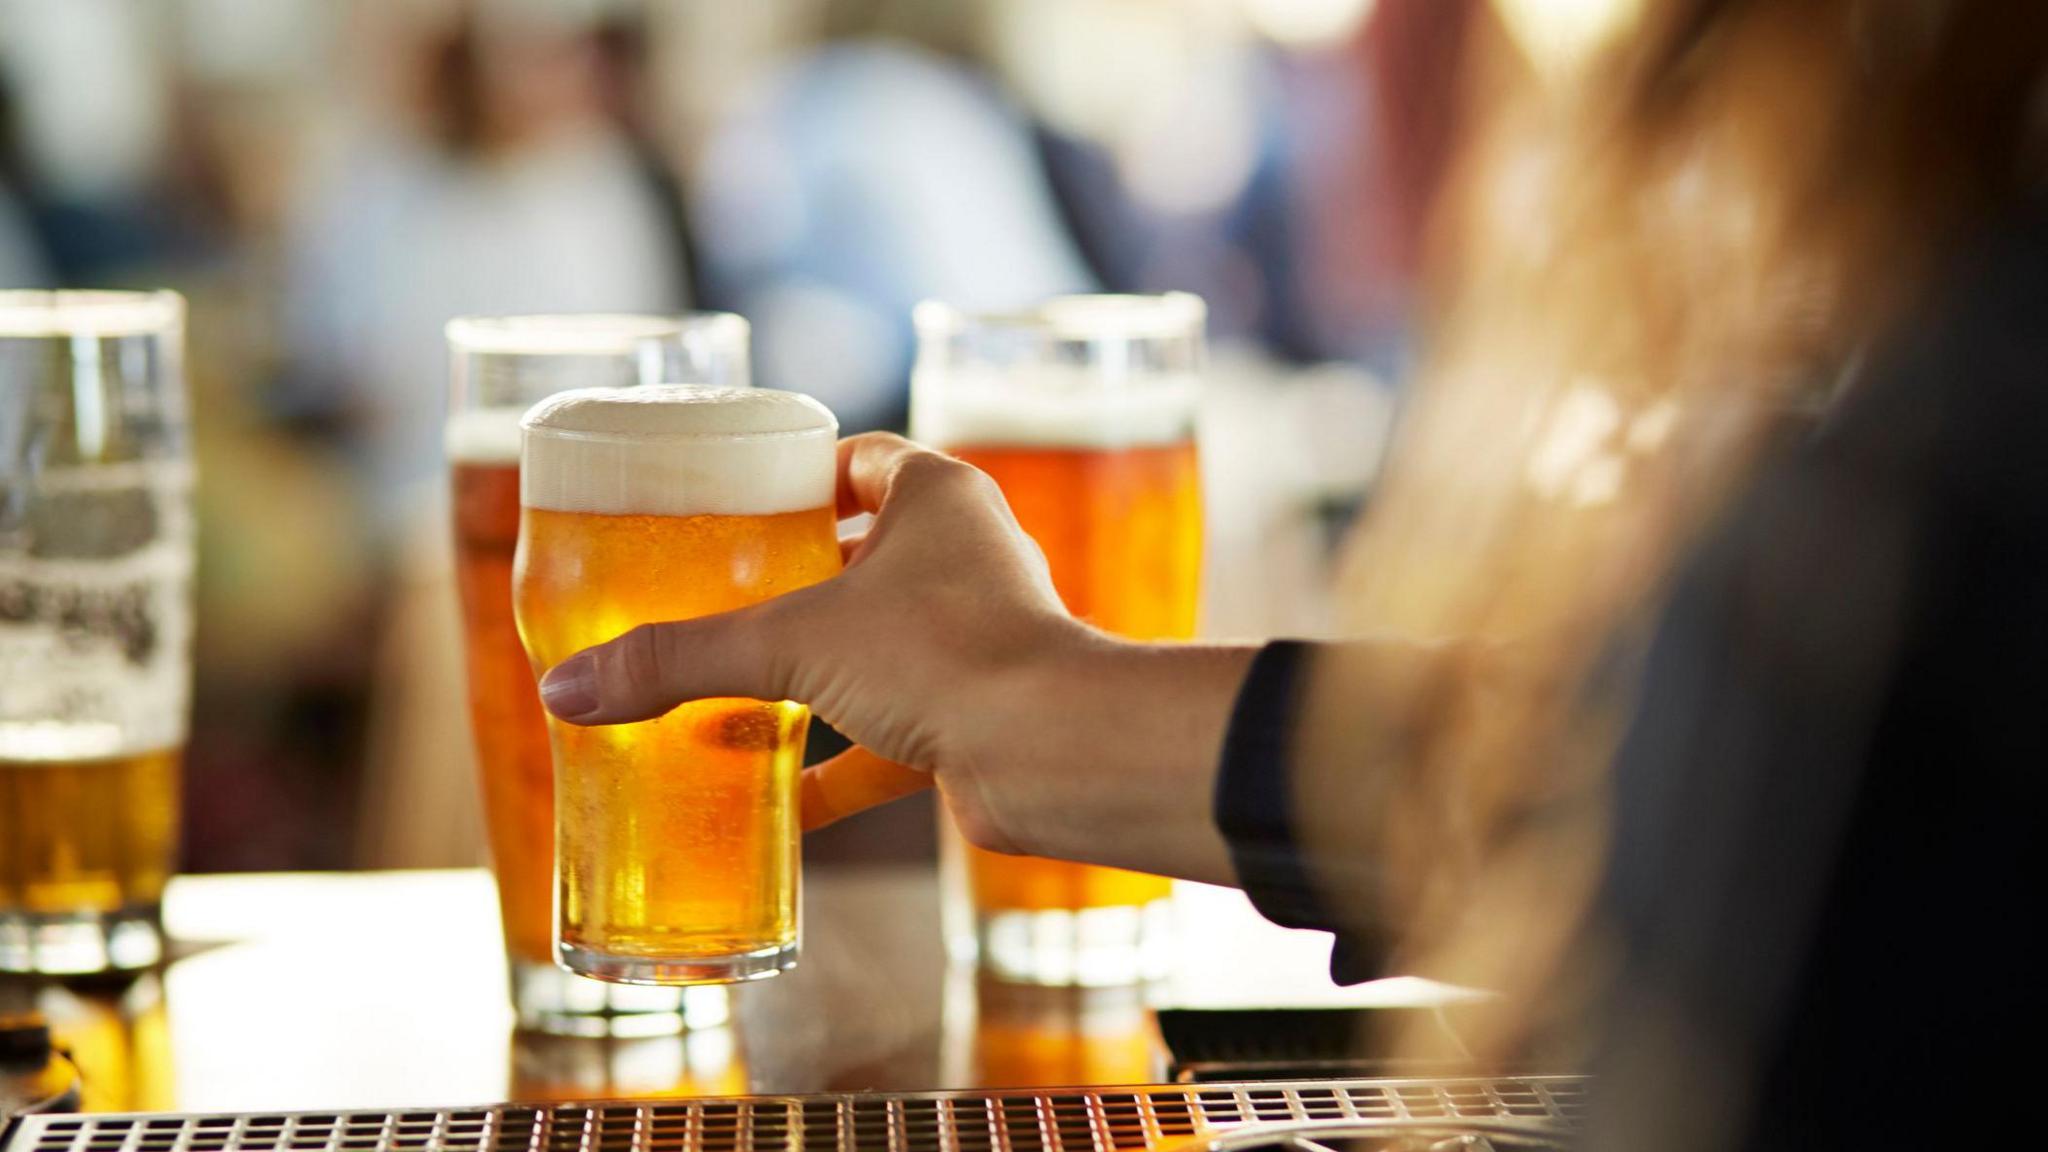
[912,293,1206,986]
[1,291,191,976]
[447,314,748,1032]
[514,386,842,984]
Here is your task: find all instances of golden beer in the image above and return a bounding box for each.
[947,441,1200,915]
[447,312,750,1029]
[0,751,180,917]
[451,453,556,965]
[914,294,1204,983]
[515,386,841,984]
[976,987,1157,1088]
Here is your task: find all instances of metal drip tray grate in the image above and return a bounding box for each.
[5,1079,1584,1152]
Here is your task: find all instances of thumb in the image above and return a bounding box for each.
[537,594,809,726]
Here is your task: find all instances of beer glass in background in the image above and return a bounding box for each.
[912,293,1206,986]
[1,291,191,975]
[447,314,747,1032]
[515,386,841,984]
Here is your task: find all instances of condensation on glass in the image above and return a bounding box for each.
[514,385,840,986]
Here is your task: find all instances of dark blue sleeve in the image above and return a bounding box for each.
[1215,640,1384,984]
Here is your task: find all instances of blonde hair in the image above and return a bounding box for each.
[1313,0,2047,1063]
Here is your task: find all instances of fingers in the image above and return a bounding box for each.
[538,594,811,725]
[836,432,922,518]
[837,431,991,518]
[799,746,932,831]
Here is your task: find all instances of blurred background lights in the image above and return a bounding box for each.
[175,0,327,84]
[1492,0,1647,80]
[1238,0,1378,49]
[0,0,168,197]
[988,0,1208,146]
[1117,50,1262,216]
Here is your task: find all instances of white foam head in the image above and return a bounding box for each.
[520,386,838,516]
[911,366,1198,450]
[446,407,527,465]
[910,294,1202,450]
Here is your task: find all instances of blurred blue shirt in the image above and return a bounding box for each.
[691,41,1097,433]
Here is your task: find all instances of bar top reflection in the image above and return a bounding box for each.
[21,868,1467,1112]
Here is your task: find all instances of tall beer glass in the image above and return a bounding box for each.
[913,293,1205,986]
[1,291,191,975]
[515,386,841,984]
[448,314,747,1032]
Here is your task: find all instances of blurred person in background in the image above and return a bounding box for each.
[537,0,2046,1147]
[688,0,1456,427]
[282,1,688,529]
[690,0,1095,432]
[275,1,697,866]
[1006,0,1466,374]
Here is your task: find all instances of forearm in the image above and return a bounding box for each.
[987,632,1259,887]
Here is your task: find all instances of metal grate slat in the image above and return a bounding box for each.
[3,1078,1581,1152]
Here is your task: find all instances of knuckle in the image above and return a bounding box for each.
[897,451,997,502]
[955,462,1005,504]
[888,448,955,488]
[857,430,913,452]
[614,623,675,692]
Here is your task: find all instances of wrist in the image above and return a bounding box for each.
[997,629,1258,886]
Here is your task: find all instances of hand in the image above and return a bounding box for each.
[537,432,1253,882]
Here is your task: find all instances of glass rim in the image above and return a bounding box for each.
[445,312,749,356]
[517,385,838,444]
[912,293,1206,341]
[0,290,185,337]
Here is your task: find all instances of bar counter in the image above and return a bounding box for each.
[20,868,1464,1113]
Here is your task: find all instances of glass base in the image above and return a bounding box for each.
[510,959,730,1037]
[950,900,1173,987]
[0,907,164,975]
[558,940,796,987]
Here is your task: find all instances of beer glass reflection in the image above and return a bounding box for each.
[944,971,1160,1088]
[913,294,1205,986]
[2,291,191,976]
[36,976,175,1111]
[511,1028,746,1101]
[447,314,748,1031]
[514,386,841,984]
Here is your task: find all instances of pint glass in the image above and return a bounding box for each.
[1,291,191,975]
[514,386,841,984]
[447,314,747,1031]
[913,293,1205,985]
